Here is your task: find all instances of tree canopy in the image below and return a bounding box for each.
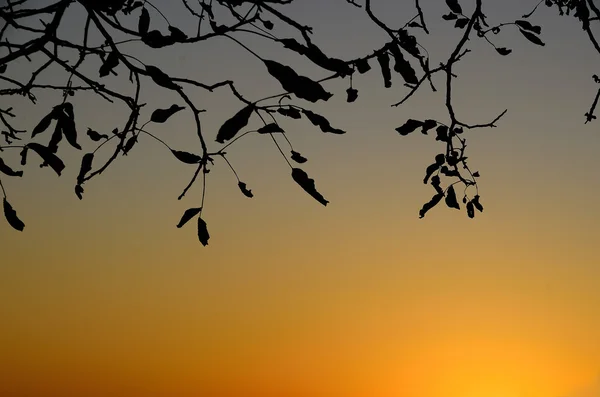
[0,0,598,245]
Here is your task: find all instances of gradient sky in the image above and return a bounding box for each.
[1,1,600,397]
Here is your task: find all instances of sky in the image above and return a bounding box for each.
[1,0,600,397]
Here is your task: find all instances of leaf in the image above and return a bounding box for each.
[171,149,202,164]
[0,157,23,177]
[77,153,94,184]
[262,19,274,30]
[99,51,120,77]
[515,20,541,34]
[150,104,185,123]
[435,125,449,142]
[19,147,28,166]
[123,135,137,155]
[238,181,253,198]
[61,115,81,150]
[496,47,512,56]
[431,175,443,195]
[445,185,460,209]
[466,201,475,218]
[280,38,352,76]
[31,111,56,138]
[472,171,480,177]
[176,207,202,228]
[423,162,440,184]
[472,195,484,212]
[27,143,65,176]
[388,42,418,84]
[142,30,176,48]
[3,198,24,231]
[168,25,187,41]
[138,7,150,34]
[302,110,345,134]
[376,50,392,88]
[455,18,469,29]
[346,88,358,103]
[146,65,179,89]
[419,193,443,218]
[354,58,371,74]
[216,104,254,143]
[197,217,210,246]
[257,123,284,134]
[396,119,423,135]
[421,119,437,134]
[264,60,332,103]
[291,168,328,206]
[87,128,108,141]
[75,184,84,200]
[277,106,301,119]
[291,150,307,163]
[397,29,421,58]
[519,29,545,46]
[0,64,6,74]
[446,0,462,14]
[442,13,458,20]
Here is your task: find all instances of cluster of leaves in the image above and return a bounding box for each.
[0,0,599,244]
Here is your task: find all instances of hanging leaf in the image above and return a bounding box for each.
[75,184,84,200]
[397,29,421,58]
[27,143,65,175]
[238,181,253,198]
[455,18,469,29]
[262,19,274,29]
[216,104,254,143]
[519,29,545,46]
[291,168,328,206]
[0,64,6,74]
[466,201,475,218]
[421,119,437,134]
[61,115,81,150]
[257,123,284,134]
[277,106,301,119]
[280,38,352,76]
[388,43,418,84]
[396,119,423,135]
[302,110,346,134]
[445,185,460,209]
[472,195,484,212]
[346,88,358,103]
[291,150,307,163]
[3,198,25,231]
[376,50,392,88]
[146,65,179,89]
[122,135,137,155]
[142,30,176,48]
[19,147,28,166]
[31,111,56,138]
[150,104,185,123]
[0,157,23,177]
[177,207,202,228]
[99,51,120,77]
[472,171,480,177]
[431,175,443,194]
[442,13,458,20]
[419,193,443,218]
[515,20,542,34]
[435,125,449,142]
[77,153,94,184]
[496,47,512,56]
[355,58,371,74]
[138,7,150,34]
[197,217,210,246]
[264,60,333,103]
[87,128,108,141]
[446,0,462,14]
[171,149,202,164]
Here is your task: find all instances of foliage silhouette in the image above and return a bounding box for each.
[0,0,599,244]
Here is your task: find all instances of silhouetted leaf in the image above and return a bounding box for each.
[472,195,484,212]
[376,50,392,88]
[302,110,346,134]
[445,185,460,209]
[443,13,458,20]
[197,217,210,246]
[346,88,358,103]
[138,7,150,34]
[446,0,462,14]
[519,29,545,46]
[142,30,176,48]
[280,38,352,76]
[262,19,274,29]
[0,64,6,74]
[257,123,284,134]
[515,20,541,34]
[77,153,93,184]
[397,29,421,58]
[472,171,480,177]
[151,104,185,123]
[396,119,423,135]
[388,42,418,84]
[168,25,187,41]
[466,201,475,218]
[31,111,56,138]
[455,18,469,28]
[435,125,449,142]
[440,165,459,177]
[291,150,307,163]
[0,157,23,177]
[27,143,65,175]
[171,150,202,164]
[99,51,120,77]
[264,60,333,103]
[419,193,443,218]
[61,116,81,150]
[123,135,137,155]
[292,168,328,206]
[431,175,443,194]
[87,128,108,141]
[421,119,437,134]
[424,162,440,184]
[177,207,202,228]
[216,104,254,143]
[355,58,371,74]
[19,147,28,166]
[238,181,253,198]
[496,47,512,56]
[75,184,84,200]
[277,106,301,119]
[146,65,179,89]
[3,198,24,231]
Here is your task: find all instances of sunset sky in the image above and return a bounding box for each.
[1,1,600,397]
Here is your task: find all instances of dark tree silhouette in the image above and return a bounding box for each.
[0,0,597,244]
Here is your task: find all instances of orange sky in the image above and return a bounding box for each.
[1,1,600,397]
